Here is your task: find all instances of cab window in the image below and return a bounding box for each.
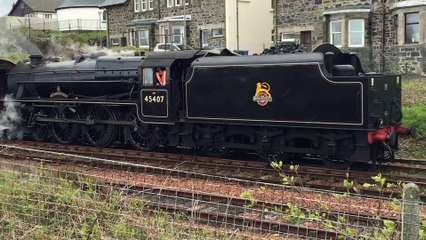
[143,68,154,86]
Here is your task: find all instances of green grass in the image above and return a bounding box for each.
[399,79,426,159]
[0,165,241,240]
[402,105,426,137]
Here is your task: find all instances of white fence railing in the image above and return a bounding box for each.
[0,16,106,31]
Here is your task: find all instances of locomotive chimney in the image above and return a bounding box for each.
[29,54,43,66]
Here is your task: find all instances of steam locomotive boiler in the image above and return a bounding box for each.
[0,44,415,168]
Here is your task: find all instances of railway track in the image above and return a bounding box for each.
[1,140,425,200]
[394,157,426,165]
[0,150,399,239]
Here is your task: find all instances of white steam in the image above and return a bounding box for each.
[0,29,42,56]
[0,95,23,141]
[0,27,137,62]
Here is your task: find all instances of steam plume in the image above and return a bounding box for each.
[0,28,42,56]
[0,95,23,141]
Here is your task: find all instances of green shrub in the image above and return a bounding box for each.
[0,166,240,239]
[0,54,29,64]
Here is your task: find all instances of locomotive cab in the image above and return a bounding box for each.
[138,49,239,123]
[138,51,197,122]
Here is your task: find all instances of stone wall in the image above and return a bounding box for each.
[105,0,134,42]
[387,45,426,76]
[186,0,226,48]
[106,0,226,49]
[276,0,426,76]
[275,0,325,45]
[276,0,372,46]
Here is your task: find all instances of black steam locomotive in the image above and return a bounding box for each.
[0,44,415,167]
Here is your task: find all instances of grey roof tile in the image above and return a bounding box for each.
[57,0,107,9]
[101,0,128,7]
[24,0,64,12]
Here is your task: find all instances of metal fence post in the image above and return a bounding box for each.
[401,183,420,240]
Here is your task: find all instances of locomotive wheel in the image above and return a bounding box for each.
[84,106,117,147]
[321,156,352,170]
[193,125,227,157]
[124,109,157,151]
[32,124,49,141]
[50,108,80,144]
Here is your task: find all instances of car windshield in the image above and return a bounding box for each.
[177,44,194,50]
[156,43,194,51]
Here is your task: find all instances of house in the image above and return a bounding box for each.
[273,0,426,76]
[56,0,107,31]
[102,0,273,54]
[8,0,63,19]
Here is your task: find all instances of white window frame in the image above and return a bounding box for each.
[348,19,364,47]
[134,0,140,12]
[175,0,181,7]
[128,30,136,46]
[161,25,169,43]
[167,0,173,7]
[185,0,189,5]
[212,28,224,37]
[141,0,147,11]
[281,33,296,42]
[139,29,150,48]
[111,38,120,46]
[330,20,343,47]
[405,12,420,44]
[148,0,154,10]
[172,26,184,44]
[201,29,209,47]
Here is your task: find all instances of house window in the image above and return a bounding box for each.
[141,0,147,10]
[167,0,173,7]
[139,30,149,48]
[212,28,224,37]
[148,0,154,10]
[175,0,181,6]
[201,29,209,47]
[330,21,343,47]
[134,0,140,12]
[348,19,364,47]
[44,14,52,19]
[185,0,189,5]
[405,12,420,44]
[111,38,120,46]
[102,11,107,21]
[281,33,296,42]
[173,26,184,44]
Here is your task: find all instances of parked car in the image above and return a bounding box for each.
[153,43,194,52]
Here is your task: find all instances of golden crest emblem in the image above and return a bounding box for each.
[252,82,272,106]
